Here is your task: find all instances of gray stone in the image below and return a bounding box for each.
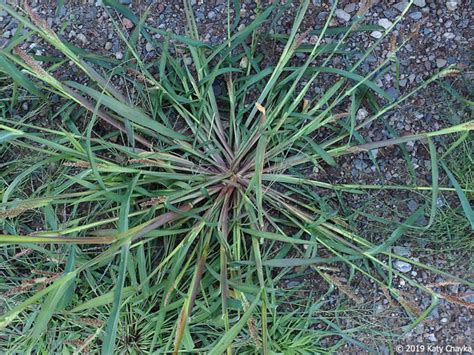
[440,317,448,324]
[446,1,458,11]
[408,200,418,212]
[343,3,357,13]
[443,32,455,40]
[378,18,393,30]
[393,1,409,12]
[335,9,351,22]
[77,33,87,44]
[354,159,368,170]
[2,30,10,38]
[371,31,383,39]
[394,246,411,257]
[119,0,131,4]
[115,51,123,60]
[386,87,399,100]
[394,260,412,273]
[145,42,154,52]
[208,11,216,20]
[287,281,300,288]
[436,58,447,68]
[409,11,423,20]
[104,41,112,50]
[413,0,426,7]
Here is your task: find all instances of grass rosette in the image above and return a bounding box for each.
[0,0,473,353]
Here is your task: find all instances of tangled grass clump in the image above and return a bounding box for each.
[0,0,472,353]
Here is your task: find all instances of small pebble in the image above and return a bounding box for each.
[77,33,87,44]
[115,51,123,60]
[409,12,422,20]
[335,9,351,22]
[378,19,393,30]
[183,56,192,65]
[145,42,154,52]
[407,200,418,212]
[446,1,458,11]
[443,32,455,40]
[440,317,448,324]
[371,31,383,39]
[394,260,412,273]
[436,58,447,68]
[393,1,409,12]
[394,246,411,257]
[122,18,134,29]
[104,42,112,50]
[344,4,357,13]
[413,0,426,7]
[239,56,248,69]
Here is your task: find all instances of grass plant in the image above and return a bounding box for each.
[0,0,472,353]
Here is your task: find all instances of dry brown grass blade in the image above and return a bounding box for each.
[397,290,423,317]
[439,293,474,309]
[12,48,153,149]
[426,280,461,288]
[381,286,397,308]
[0,202,42,218]
[77,318,104,328]
[23,0,55,36]
[322,272,363,304]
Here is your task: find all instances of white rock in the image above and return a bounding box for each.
[378,18,393,30]
[443,32,455,40]
[145,42,154,52]
[436,58,447,68]
[413,0,426,7]
[77,33,87,44]
[394,260,412,273]
[104,41,112,50]
[335,9,351,22]
[115,51,123,60]
[446,1,458,11]
[239,56,248,69]
[183,57,192,65]
[371,31,383,39]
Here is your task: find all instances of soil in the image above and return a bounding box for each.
[1,0,472,352]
